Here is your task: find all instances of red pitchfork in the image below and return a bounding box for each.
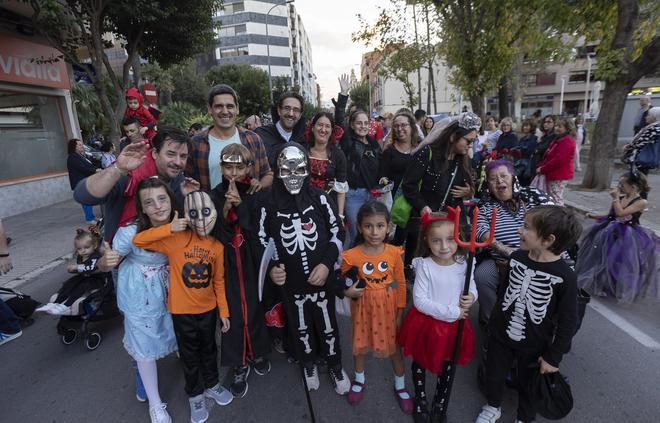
[431,205,497,422]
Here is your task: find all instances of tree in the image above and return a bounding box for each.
[580,0,660,189]
[143,60,208,109]
[349,80,371,112]
[72,81,107,137]
[27,0,220,142]
[205,64,270,117]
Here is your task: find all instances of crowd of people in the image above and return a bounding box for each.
[1,79,659,423]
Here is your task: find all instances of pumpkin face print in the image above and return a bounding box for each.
[361,260,389,284]
[182,260,212,289]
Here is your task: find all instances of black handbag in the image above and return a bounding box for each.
[528,368,574,419]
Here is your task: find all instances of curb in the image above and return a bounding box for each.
[0,253,72,290]
[565,199,660,237]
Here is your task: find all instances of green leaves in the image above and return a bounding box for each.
[205,64,271,117]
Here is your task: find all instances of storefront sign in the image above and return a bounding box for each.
[0,33,70,90]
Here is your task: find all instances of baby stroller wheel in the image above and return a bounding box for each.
[85,332,102,351]
[61,329,78,345]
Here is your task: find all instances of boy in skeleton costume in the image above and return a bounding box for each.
[133,191,233,423]
[257,143,351,395]
[476,206,581,423]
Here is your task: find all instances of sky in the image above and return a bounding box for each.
[294,0,390,106]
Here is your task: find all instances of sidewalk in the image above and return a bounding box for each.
[565,166,660,236]
[0,200,101,288]
[2,167,659,289]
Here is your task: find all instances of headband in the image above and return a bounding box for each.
[420,206,459,231]
[221,154,251,165]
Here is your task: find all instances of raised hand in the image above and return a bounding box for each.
[170,211,189,232]
[180,177,200,197]
[97,241,121,272]
[338,73,351,95]
[115,141,149,173]
[248,178,262,194]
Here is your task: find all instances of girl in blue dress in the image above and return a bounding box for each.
[113,178,178,423]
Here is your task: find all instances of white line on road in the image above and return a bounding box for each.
[1,254,72,291]
[589,298,660,349]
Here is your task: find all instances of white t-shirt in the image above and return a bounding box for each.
[208,130,241,189]
[412,257,478,322]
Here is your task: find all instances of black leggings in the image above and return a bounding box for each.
[172,309,219,396]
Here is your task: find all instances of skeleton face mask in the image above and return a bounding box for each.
[277,145,308,194]
[184,191,217,236]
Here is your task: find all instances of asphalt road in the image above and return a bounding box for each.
[2,225,659,422]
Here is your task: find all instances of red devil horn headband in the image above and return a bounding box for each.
[420,206,458,231]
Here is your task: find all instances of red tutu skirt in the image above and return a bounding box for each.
[397,306,475,375]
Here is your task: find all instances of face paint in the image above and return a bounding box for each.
[277,145,308,194]
[184,191,217,236]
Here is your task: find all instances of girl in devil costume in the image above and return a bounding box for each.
[133,190,233,423]
[209,143,271,399]
[256,142,351,395]
[397,209,477,422]
[341,201,412,413]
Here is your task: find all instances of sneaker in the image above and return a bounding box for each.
[134,363,147,402]
[347,380,365,405]
[188,394,209,423]
[229,365,250,398]
[328,366,350,395]
[304,364,320,391]
[35,303,55,313]
[204,383,233,406]
[252,357,271,376]
[49,303,71,316]
[0,330,22,347]
[475,404,502,423]
[149,403,171,423]
[273,337,286,354]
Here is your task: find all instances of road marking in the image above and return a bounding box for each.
[589,298,660,349]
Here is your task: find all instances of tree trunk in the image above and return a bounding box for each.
[581,78,633,189]
[469,91,485,120]
[430,65,437,114]
[132,54,142,88]
[498,75,509,119]
[426,62,432,113]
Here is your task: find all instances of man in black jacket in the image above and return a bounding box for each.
[256,91,307,168]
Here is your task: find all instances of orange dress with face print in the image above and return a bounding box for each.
[341,244,407,357]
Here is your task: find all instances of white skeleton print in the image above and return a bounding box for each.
[502,258,563,341]
[277,206,318,274]
[293,292,337,357]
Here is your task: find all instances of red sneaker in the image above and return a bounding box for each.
[347,381,365,405]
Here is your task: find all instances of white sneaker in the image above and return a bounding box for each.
[35,303,56,313]
[329,366,350,395]
[50,303,72,316]
[476,404,502,423]
[149,403,171,423]
[304,364,320,391]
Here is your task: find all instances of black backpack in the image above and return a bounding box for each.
[0,287,40,320]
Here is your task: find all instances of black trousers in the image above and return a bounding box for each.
[172,309,219,396]
[484,335,540,423]
[282,289,342,367]
[55,275,105,306]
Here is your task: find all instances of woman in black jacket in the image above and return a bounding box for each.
[66,138,98,223]
[400,112,481,261]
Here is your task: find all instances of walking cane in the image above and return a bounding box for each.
[431,205,497,422]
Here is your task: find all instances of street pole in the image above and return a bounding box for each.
[583,52,594,119]
[559,75,566,116]
[267,0,295,104]
[409,0,421,109]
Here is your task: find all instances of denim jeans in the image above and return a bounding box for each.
[345,188,372,247]
[81,204,95,221]
[0,298,20,334]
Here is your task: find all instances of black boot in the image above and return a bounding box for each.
[413,396,430,423]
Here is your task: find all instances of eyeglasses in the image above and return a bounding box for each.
[281,106,302,114]
[487,174,512,184]
[393,123,410,130]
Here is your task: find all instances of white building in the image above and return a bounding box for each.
[204,0,317,105]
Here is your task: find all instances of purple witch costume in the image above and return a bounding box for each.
[576,196,660,303]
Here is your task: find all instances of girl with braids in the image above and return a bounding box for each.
[577,171,660,303]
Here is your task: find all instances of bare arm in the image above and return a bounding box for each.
[85,142,149,198]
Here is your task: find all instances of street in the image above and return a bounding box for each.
[2,227,659,423]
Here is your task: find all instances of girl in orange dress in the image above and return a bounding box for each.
[341,201,412,414]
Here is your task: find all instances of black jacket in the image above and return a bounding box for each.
[67,153,98,190]
[255,121,307,170]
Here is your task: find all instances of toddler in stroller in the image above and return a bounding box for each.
[37,227,108,316]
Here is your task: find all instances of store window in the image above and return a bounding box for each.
[0,91,67,181]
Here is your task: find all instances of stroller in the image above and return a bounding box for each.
[55,271,120,351]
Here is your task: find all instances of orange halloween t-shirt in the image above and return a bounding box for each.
[341,244,407,308]
[133,224,229,317]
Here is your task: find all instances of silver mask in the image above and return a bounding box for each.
[277,145,308,194]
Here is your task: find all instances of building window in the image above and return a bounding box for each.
[568,70,595,84]
[523,74,537,87]
[535,72,556,86]
[575,45,597,59]
[219,46,249,58]
[216,2,244,16]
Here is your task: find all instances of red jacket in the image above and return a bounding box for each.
[124,87,158,140]
[537,135,576,181]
